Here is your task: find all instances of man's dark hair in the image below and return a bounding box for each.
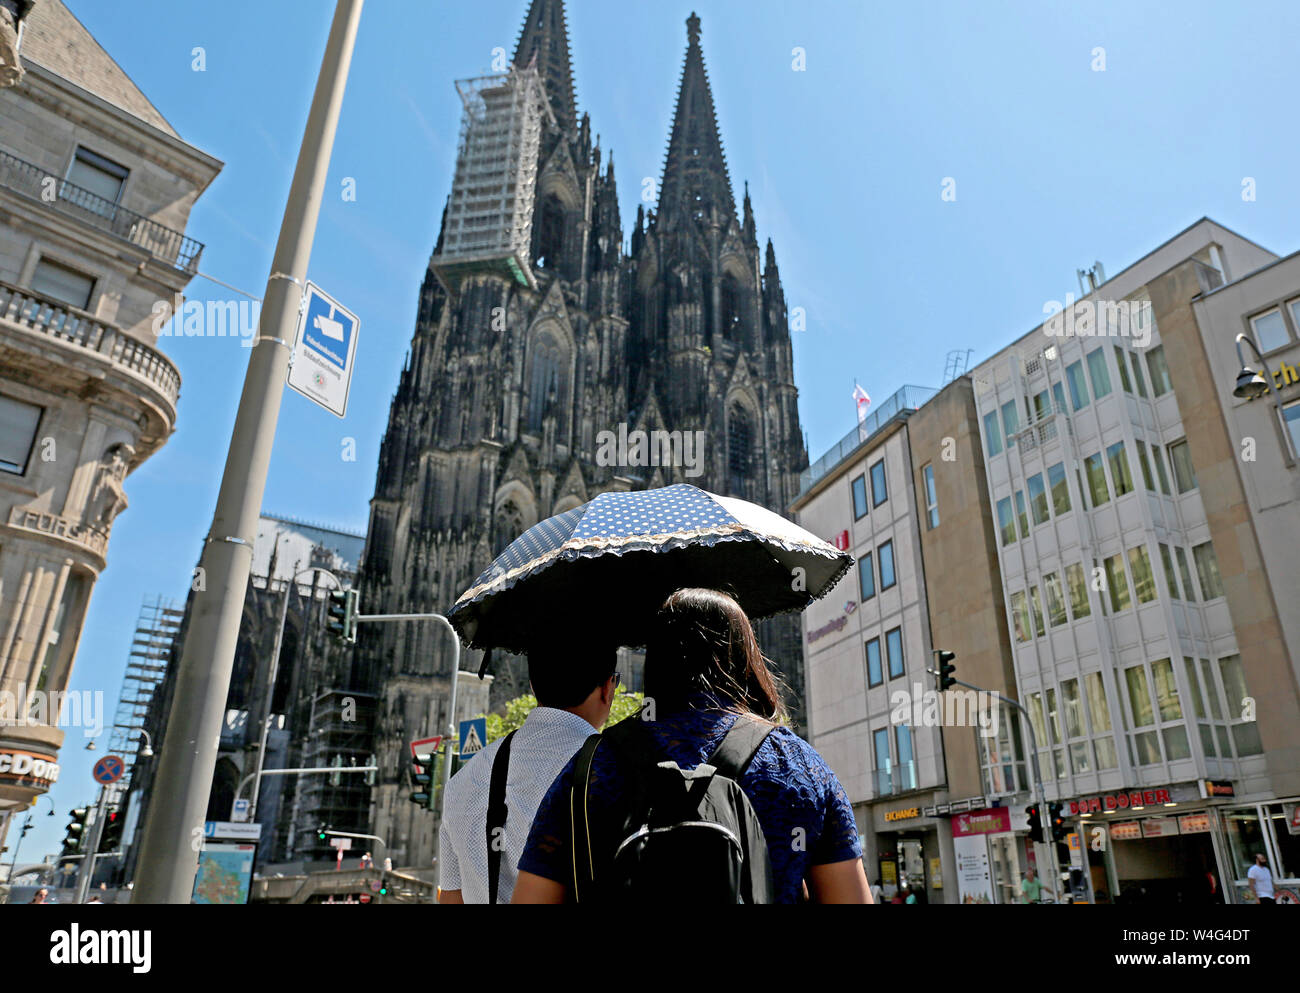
[528,642,616,709]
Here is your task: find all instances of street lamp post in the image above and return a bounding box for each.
[131,0,365,904]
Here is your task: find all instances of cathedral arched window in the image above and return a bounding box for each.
[527,330,566,432]
[536,193,567,271]
[721,272,744,341]
[727,404,753,494]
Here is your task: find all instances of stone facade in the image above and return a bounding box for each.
[0,0,219,837]
[356,1,808,869]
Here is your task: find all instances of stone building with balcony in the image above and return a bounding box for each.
[0,0,220,837]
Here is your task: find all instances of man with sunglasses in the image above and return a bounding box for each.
[438,643,621,904]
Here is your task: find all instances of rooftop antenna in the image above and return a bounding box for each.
[942,348,973,385]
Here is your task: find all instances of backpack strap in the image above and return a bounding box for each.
[486,729,517,905]
[568,732,603,904]
[707,715,774,782]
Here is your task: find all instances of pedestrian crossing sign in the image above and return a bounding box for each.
[459,717,487,759]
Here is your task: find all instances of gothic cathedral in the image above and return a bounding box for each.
[357,0,807,866]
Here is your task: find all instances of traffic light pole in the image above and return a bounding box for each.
[933,672,1064,904]
[131,0,364,905]
[351,613,459,876]
[74,786,108,905]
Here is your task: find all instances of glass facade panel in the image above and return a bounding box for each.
[998,497,1015,546]
[1193,541,1224,599]
[1065,562,1091,619]
[1086,348,1112,399]
[851,475,868,519]
[1044,572,1067,627]
[1107,440,1134,496]
[1127,545,1157,603]
[1048,462,1070,514]
[1028,473,1049,525]
[866,638,883,687]
[1113,345,1132,393]
[1084,452,1110,506]
[1146,345,1173,396]
[1066,360,1089,411]
[1170,440,1197,493]
[1159,543,1180,599]
[984,411,1003,456]
[1104,554,1131,612]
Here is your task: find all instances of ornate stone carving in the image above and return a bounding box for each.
[0,0,32,89]
[85,442,134,535]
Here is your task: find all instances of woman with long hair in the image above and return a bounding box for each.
[513,587,870,903]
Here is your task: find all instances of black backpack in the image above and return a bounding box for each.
[567,715,776,904]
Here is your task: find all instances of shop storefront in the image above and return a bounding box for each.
[1219,798,1300,904]
[951,807,1019,904]
[1064,782,1233,905]
[871,801,949,904]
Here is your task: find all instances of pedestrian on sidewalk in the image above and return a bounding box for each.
[1248,853,1275,904]
[1020,868,1042,904]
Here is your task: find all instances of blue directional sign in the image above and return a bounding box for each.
[459,718,487,759]
[91,755,124,785]
[287,281,360,418]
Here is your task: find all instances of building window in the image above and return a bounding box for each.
[29,573,89,706]
[1014,490,1028,539]
[1084,452,1110,506]
[1061,678,1091,773]
[1027,473,1050,525]
[1127,545,1158,604]
[878,540,896,590]
[1151,658,1191,761]
[1010,591,1031,643]
[1134,439,1156,490]
[858,552,875,601]
[31,258,96,310]
[1218,654,1264,756]
[866,638,883,688]
[1044,572,1068,627]
[720,271,744,342]
[1175,546,1198,601]
[1065,360,1090,411]
[1192,541,1224,599]
[997,497,1015,546]
[1250,308,1291,353]
[922,463,938,529]
[1052,381,1067,416]
[65,147,129,214]
[881,626,903,679]
[1033,389,1050,420]
[727,404,753,493]
[1106,440,1135,497]
[1182,657,1217,759]
[1168,440,1197,493]
[1158,543,1181,599]
[1065,562,1091,619]
[870,459,887,507]
[0,395,43,475]
[535,192,567,270]
[1086,348,1112,399]
[851,474,868,520]
[1129,352,1149,398]
[1151,443,1173,495]
[896,723,915,791]
[1028,586,1046,638]
[1000,399,1020,447]
[1146,345,1173,396]
[1284,400,1300,457]
[1124,665,1162,765]
[1113,345,1133,393]
[983,410,1003,457]
[1047,462,1070,515]
[1084,672,1118,770]
[873,727,891,794]
[1103,554,1131,612]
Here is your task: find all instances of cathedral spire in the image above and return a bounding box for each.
[742,180,757,250]
[513,0,577,135]
[657,12,736,229]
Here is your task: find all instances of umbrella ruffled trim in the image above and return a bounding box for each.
[452,522,852,613]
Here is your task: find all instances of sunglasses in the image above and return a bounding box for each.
[611,672,622,690]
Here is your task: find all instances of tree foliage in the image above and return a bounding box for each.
[480,688,644,743]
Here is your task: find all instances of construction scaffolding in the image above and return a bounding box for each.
[107,596,182,782]
[430,65,554,293]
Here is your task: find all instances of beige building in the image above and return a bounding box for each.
[0,0,219,836]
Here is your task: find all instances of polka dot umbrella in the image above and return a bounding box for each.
[448,483,853,657]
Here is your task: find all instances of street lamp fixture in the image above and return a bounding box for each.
[136,729,154,759]
[1232,333,1297,464]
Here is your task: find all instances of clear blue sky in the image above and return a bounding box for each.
[23,0,1299,862]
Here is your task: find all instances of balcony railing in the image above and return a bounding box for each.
[800,385,939,496]
[0,148,204,273]
[0,280,180,407]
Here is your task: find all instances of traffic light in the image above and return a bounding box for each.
[1048,802,1069,843]
[409,750,435,810]
[62,807,89,856]
[325,589,360,643]
[934,650,957,692]
[317,823,329,842]
[1025,804,1043,844]
[97,808,123,853]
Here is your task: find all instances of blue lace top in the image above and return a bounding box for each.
[518,699,862,903]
